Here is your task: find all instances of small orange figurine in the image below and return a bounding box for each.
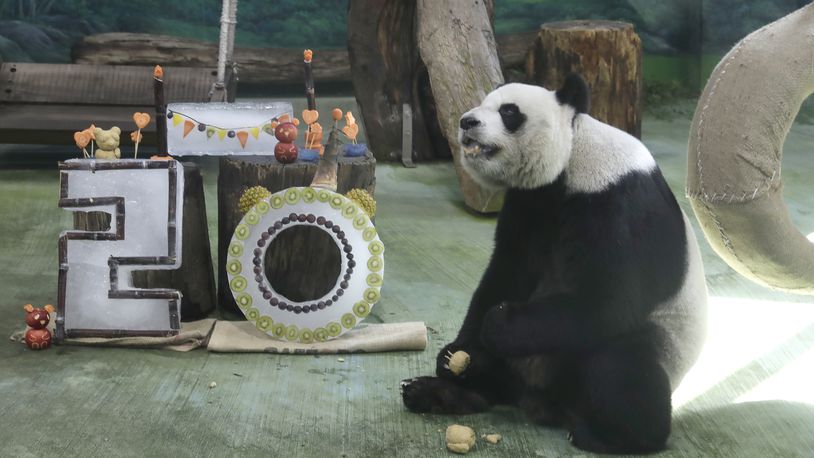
[23,304,55,350]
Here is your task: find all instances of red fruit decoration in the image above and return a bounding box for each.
[272,114,300,164]
[23,304,55,350]
[274,142,299,163]
[275,122,298,143]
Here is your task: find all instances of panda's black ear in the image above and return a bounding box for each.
[555,73,590,114]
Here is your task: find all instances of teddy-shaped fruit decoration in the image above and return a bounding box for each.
[93,126,122,160]
[23,304,55,350]
[272,114,300,164]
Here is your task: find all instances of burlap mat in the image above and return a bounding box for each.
[207,320,427,354]
[63,319,217,352]
[10,319,427,354]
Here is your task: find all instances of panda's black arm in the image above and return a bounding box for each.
[433,252,515,380]
[479,291,642,356]
[455,252,514,342]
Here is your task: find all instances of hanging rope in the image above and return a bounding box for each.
[211,0,238,102]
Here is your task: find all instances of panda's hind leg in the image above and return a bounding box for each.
[401,376,492,414]
[567,333,672,454]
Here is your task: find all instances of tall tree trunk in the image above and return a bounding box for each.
[347,0,448,162]
[416,0,505,213]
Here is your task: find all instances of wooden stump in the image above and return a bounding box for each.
[416,0,505,214]
[526,21,642,138]
[217,153,377,318]
[73,162,216,320]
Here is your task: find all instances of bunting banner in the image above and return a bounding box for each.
[166,101,292,157]
[169,111,275,146]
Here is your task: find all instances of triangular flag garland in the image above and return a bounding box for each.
[182,120,195,138]
[236,131,249,148]
[166,111,281,150]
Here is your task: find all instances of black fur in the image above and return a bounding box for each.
[499,103,526,133]
[556,73,590,115]
[402,168,687,454]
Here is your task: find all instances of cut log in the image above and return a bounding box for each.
[526,21,643,138]
[217,153,377,318]
[73,162,216,320]
[72,33,350,85]
[72,32,531,88]
[0,62,214,145]
[499,31,537,69]
[416,0,505,213]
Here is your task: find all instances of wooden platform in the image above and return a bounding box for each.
[0,63,215,144]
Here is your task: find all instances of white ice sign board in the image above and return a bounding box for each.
[166,101,292,156]
[56,159,184,340]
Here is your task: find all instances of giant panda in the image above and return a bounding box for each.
[401,74,708,454]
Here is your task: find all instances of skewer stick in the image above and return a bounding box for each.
[303,49,316,111]
[154,65,168,156]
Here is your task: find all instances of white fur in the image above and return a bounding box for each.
[458,83,656,192]
[651,211,708,389]
[566,116,656,193]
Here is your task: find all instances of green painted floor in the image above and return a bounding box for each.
[2,116,814,457]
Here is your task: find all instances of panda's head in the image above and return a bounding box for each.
[458,73,590,190]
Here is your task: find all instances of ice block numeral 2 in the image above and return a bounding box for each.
[56,160,185,340]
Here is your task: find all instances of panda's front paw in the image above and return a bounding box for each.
[480,302,515,353]
[436,342,487,380]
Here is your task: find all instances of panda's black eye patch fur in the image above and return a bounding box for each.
[499,103,526,133]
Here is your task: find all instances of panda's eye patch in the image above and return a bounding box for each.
[498,104,517,116]
[498,103,525,133]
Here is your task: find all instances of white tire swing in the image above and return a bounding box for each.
[687,3,814,293]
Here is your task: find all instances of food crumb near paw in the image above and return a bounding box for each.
[446,424,476,454]
[208,381,217,389]
[482,433,502,444]
[446,350,470,376]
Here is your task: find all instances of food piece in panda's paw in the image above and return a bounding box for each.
[446,424,476,454]
[445,350,471,376]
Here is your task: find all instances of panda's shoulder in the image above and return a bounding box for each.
[565,115,656,194]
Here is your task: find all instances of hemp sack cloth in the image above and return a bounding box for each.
[9,319,216,352]
[63,319,217,352]
[11,319,427,354]
[207,321,427,354]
